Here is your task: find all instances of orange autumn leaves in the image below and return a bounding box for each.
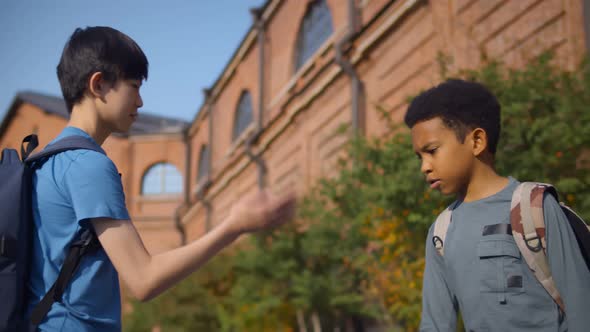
[360,207,426,331]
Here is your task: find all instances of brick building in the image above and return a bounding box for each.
[1,0,588,255]
[0,92,189,254]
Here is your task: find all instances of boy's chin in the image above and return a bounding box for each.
[433,185,456,196]
[114,123,134,134]
[440,187,458,196]
[441,190,456,196]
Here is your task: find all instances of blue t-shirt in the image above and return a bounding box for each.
[26,127,130,331]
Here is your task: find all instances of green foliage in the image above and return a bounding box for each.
[462,54,590,219]
[123,254,233,331]
[124,54,590,331]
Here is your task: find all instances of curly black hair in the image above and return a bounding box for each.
[404,79,501,154]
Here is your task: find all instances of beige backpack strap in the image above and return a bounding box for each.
[433,205,454,256]
[510,182,565,312]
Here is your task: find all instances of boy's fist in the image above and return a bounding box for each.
[226,189,297,236]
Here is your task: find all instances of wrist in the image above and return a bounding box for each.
[219,214,244,240]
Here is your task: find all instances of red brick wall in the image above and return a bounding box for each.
[0,103,185,254]
[180,0,587,241]
[0,104,65,151]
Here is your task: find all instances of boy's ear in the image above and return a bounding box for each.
[88,72,108,98]
[470,128,488,156]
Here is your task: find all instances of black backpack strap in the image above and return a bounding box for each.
[21,134,39,161]
[30,228,101,326]
[26,135,105,164]
[27,135,106,326]
[560,205,590,272]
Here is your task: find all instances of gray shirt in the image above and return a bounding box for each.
[420,178,590,331]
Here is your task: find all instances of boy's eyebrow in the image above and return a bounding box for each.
[414,141,437,158]
[417,141,438,152]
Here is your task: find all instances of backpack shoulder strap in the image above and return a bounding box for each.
[20,134,39,160]
[510,182,565,312]
[432,203,456,256]
[25,135,105,327]
[25,135,105,164]
[29,228,101,325]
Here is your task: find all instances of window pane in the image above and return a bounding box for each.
[164,174,183,194]
[142,162,183,195]
[295,0,333,70]
[197,145,209,181]
[142,164,163,195]
[164,164,183,194]
[233,92,253,140]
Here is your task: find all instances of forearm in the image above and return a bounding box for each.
[93,216,241,302]
[141,221,240,301]
[94,189,295,302]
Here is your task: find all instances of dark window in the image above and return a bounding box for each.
[295,0,334,70]
[233,91,253,140]
[141,162,183,195]
[197,145,209,181]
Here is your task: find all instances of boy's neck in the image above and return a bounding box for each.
[458,164,509,203]
[67,101,111,146]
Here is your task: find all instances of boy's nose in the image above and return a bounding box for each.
[420,160,432,175]
[137,94,143,108]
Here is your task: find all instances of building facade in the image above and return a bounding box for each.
[178,0,588,242]
[0,92,189,254]
[0,0,587,254]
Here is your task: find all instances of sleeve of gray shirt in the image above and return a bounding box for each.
[544,193,590,332]
[420,224,458,332]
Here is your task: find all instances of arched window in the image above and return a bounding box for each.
[141,162,183,195]
[233,91,253,140]
[294,0,334,71]
[197,145,209,182]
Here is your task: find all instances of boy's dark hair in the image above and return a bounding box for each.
[404,79,501,154]
[57,26,149,112]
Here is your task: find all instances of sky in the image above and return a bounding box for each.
[0,0,266,123]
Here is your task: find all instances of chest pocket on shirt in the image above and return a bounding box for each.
[477,236,525,300]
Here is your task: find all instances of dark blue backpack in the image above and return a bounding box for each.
[0,134,103,331]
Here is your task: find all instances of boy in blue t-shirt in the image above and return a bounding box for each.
[27,26,296,331]
[404,79,590,331]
